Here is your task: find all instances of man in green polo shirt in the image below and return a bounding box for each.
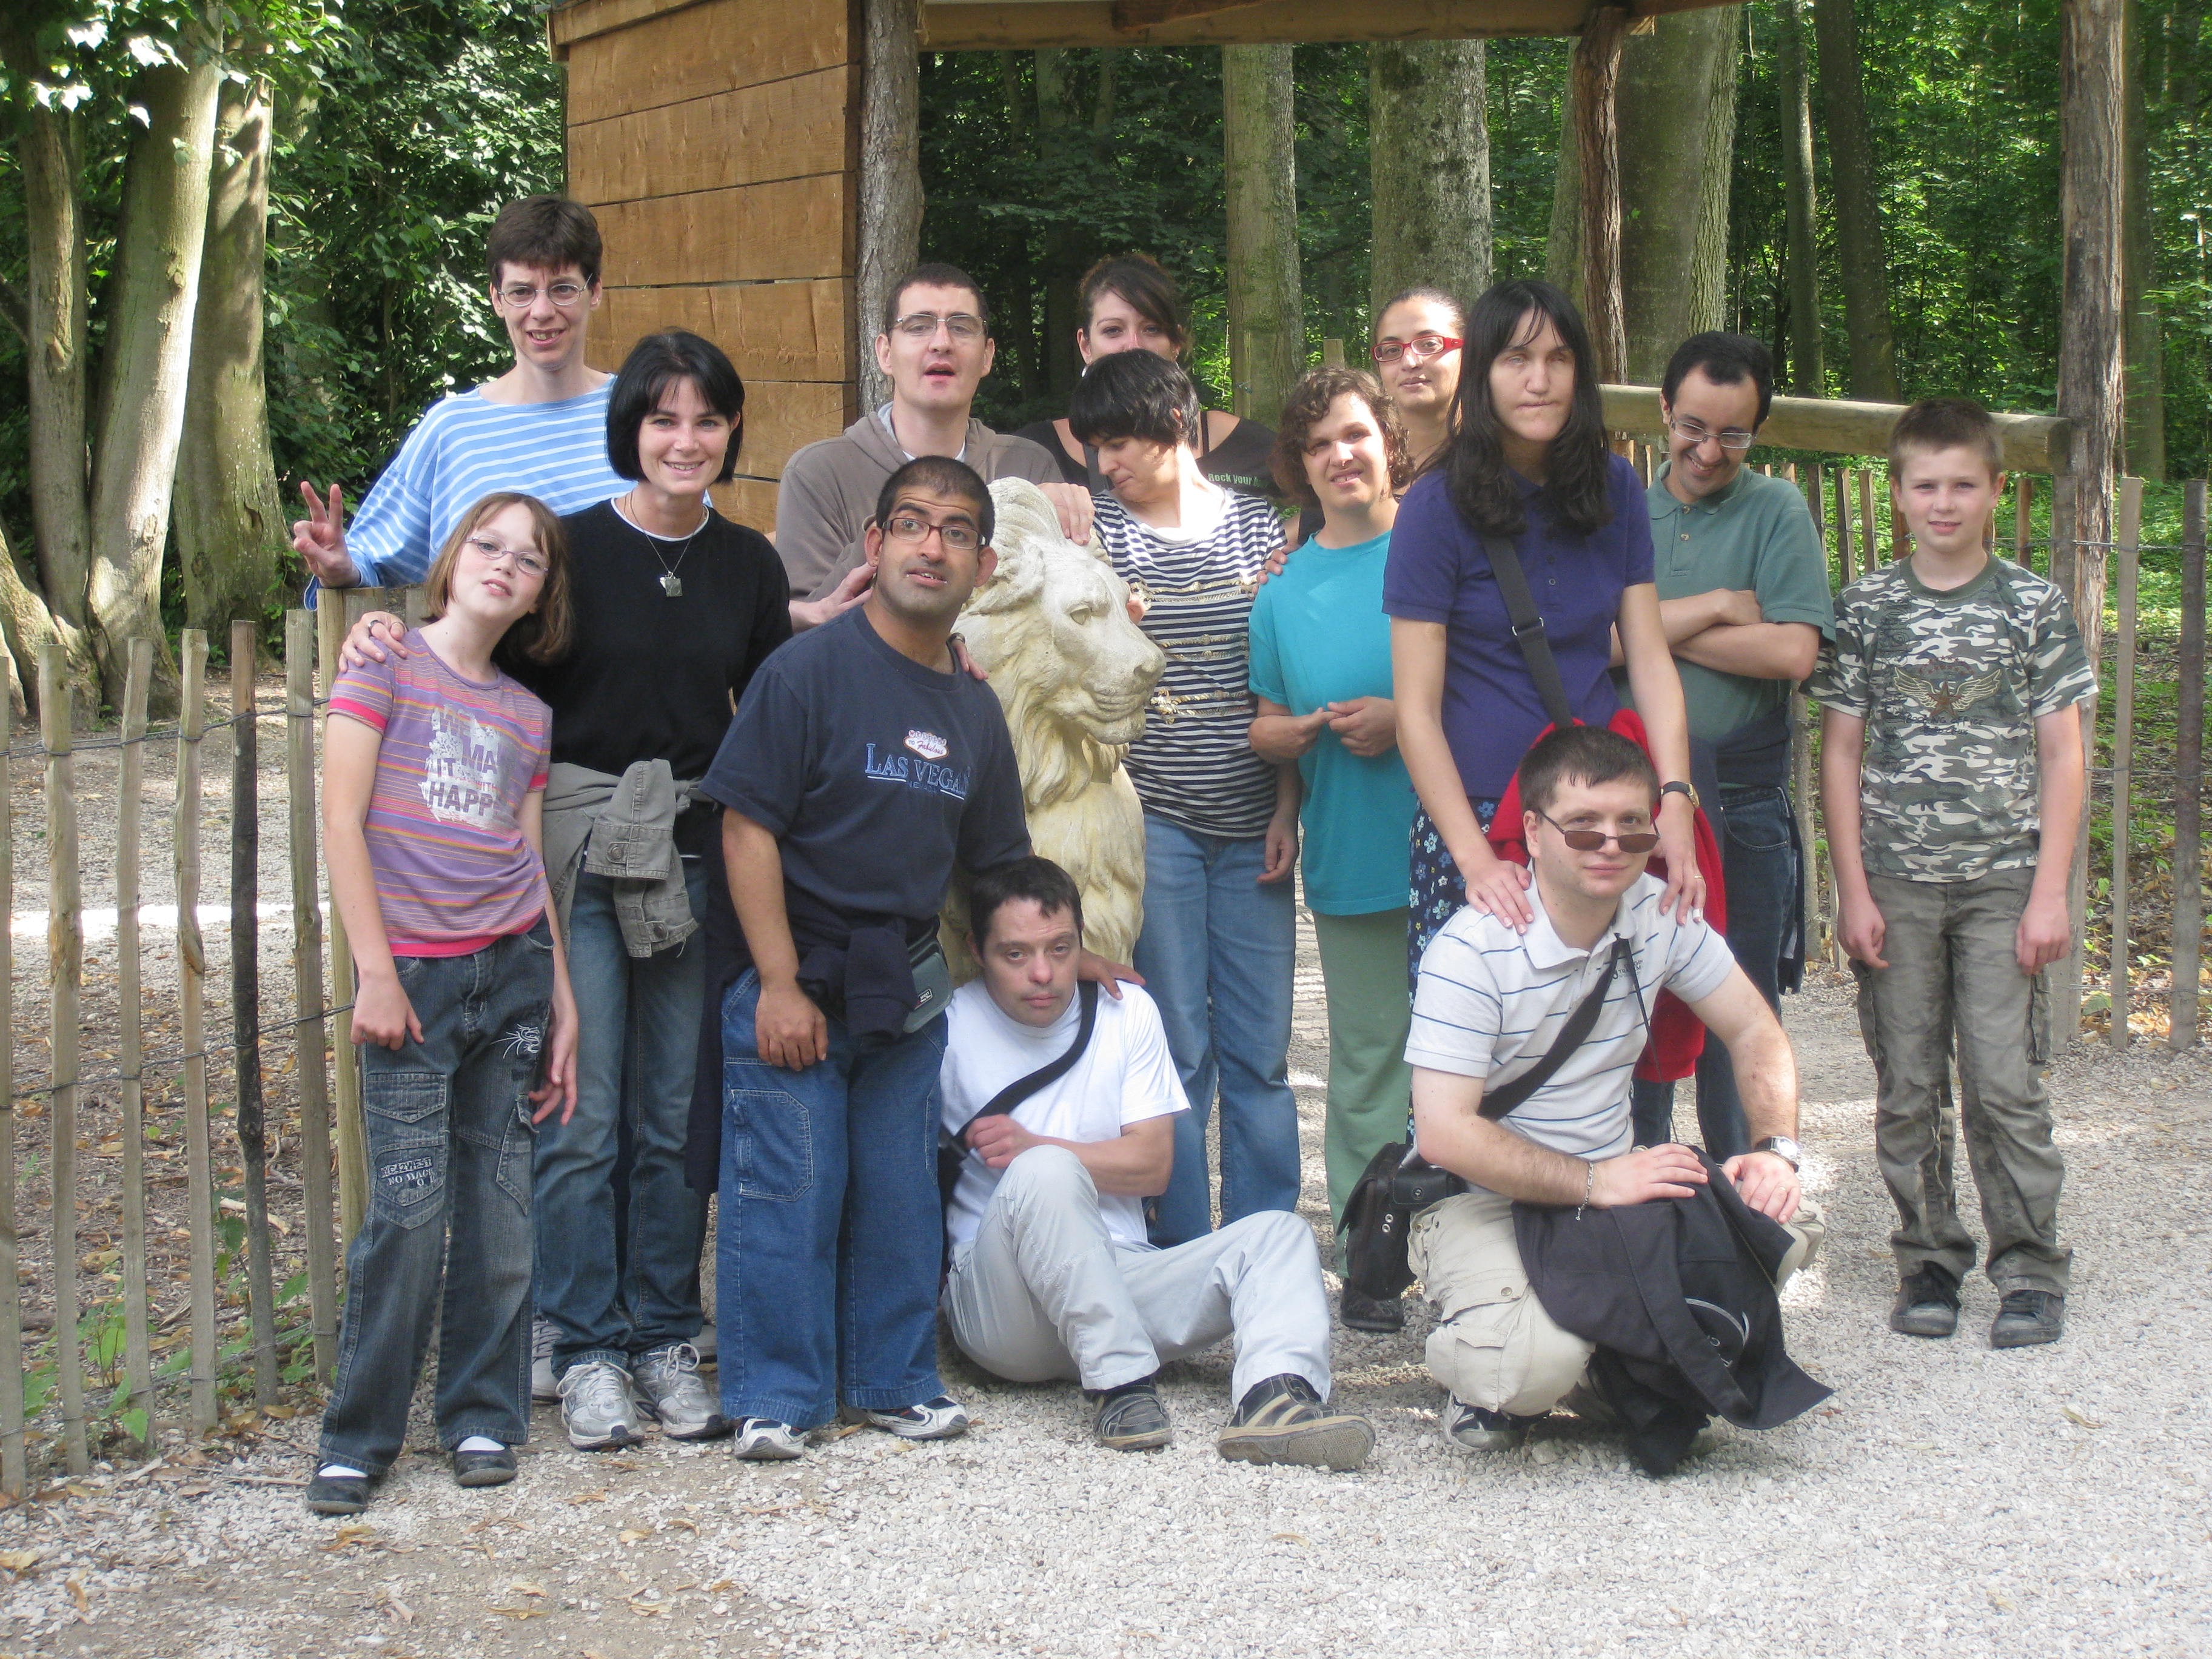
[1627,332,1835,1159]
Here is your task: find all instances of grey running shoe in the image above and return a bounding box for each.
[859,1395,971,1441]
[1443,1395,1542,1453]
[632,1344,730,1441]
[1990,1289,2065,1349]
[1090,1378,1173,1452]
[732,1418,805,1461]
[1217,1373,1374,1471]
[693,1319,718,1365]
[530,1316,559,1403]
[557,1358,646,1451]
[1889,1265,1962,1338]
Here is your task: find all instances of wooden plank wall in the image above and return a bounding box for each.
[564,0,862,535]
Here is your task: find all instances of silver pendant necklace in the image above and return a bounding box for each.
[618,492,706,597]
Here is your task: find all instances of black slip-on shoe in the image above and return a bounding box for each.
[1339,1286,1406,1333]
[305,1469,374,1515]
[1089,1377,1173,1452]
[1217,1374,1374,1472]
[452,1446,518,1488]
[1889,1265,1962,1338]
[1990,1289,2065,1349]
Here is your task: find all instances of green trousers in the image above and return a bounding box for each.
[1313,907,1416,1236]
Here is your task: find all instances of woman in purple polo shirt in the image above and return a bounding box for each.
[1386,279,1704,979]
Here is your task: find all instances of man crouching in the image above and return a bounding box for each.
[941,857,1374,1470]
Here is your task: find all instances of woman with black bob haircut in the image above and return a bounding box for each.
[1017,252,1280,500]
[1073,347,1305,1250]
[335,325,793,1452]
[1384,279,1703,980]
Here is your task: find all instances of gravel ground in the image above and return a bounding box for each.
[6,819,2210,1655]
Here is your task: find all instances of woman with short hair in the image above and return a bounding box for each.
[1247,367,1420,1329]
[1017,253,1279,500]
[1072,349,1301,1245]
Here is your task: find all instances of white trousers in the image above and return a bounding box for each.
[943,1145,1333,1404]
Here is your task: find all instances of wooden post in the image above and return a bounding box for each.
[2054,467,2094,1043]
[318,604,367,1242]
[1858,467,1879,574]
[2171,481,2206,1049]
[176,631,218,1433]
[41,645,88,1475]
[856,0,922,413]
[1321,338,1345,369]
[1572,4,1631,384]
[230,622,278,1403]
[2107,478,2142,1046]
[2016,475,2036,566]
[0,646,20,1498]
[286,612,337,1378]
[1833,465,1856,589]
[116,641,155,1448]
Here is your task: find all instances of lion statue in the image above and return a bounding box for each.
[940,478,1165,978]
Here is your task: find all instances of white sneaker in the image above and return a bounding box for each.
[732,1418,804,1461]
[693,1319,717,1366]
[632,1344,729,1441]
[530,1316,558,1404]
[859,1395,970,1441]
[557,1359,646,1452]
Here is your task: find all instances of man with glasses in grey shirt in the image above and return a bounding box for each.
[773,263,1082,614]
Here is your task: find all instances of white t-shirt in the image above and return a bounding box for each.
[940,979,1185,1253]
[1406,872,1737,1164]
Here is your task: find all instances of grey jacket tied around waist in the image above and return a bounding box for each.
[544,760,704,959]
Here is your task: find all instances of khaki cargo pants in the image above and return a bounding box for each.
[1409,1185,1825,1416]
[1855,867,2071,1295]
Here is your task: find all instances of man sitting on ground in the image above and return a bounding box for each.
[941,857,1375,1470]
[1407,725,1821,1453]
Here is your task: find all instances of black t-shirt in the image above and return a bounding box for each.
[702,606,1029,930]
[1012,414,1282,502]
[514,501,791,787]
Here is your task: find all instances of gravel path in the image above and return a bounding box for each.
[6,906,2210,1657]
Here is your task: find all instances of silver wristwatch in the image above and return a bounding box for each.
[1754,1135,1802,1170]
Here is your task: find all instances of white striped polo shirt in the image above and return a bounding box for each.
[1407,872,1737,1161]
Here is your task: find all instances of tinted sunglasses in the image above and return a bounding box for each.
[1535,809,1660,854]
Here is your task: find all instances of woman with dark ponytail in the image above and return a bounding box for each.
[1384,280,1704,977]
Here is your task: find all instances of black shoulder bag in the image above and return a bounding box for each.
[1342,937,1632,1301]
[939,981,1101,1248]
[1484,532,1580,729]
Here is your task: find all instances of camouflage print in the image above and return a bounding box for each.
[1808,557,2096,882]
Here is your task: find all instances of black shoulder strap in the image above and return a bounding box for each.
[1484,534,1578,730]
[1479,936,1630,1121]
[959,980,1101,1138]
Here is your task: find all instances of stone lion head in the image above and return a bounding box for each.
[958,480,1166,809]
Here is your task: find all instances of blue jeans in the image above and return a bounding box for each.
[535,863,711,1375]
[1133,814,1299,1247]
[717,971,948,1428]
[1631,785,1795,1161]
[319,925,552,1474]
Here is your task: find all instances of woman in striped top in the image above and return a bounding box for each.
[1071,350,1302,1247]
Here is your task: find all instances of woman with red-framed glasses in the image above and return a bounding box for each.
[1371,287,1466,474]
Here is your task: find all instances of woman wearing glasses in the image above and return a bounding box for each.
[340,330,791,1455]
[1370,287,1466,472]
[1386,280,1704,984]
[1074,349,1304,1246]
[1014,253,1281,501]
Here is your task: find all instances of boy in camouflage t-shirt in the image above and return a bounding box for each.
[1810,399,2093,1352]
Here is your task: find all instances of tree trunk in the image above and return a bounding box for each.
[1572,7,1631,384]
[1812,0,1899,400]
[1544,78,1583,309]
[87,53,223,709]
[1034,50,1085,404]
[2059,0,2127,663]
[1777,0,1825,395]
[1617,7,1741,384]
[1369,40,1491,317]
[0,517,64,720]
[857,0,922,414]
[1222,44,1303,424]
[2122,0,2165,479]
[175,74,286,635]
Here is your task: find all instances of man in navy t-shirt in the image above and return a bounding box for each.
[699,457,1031,1460]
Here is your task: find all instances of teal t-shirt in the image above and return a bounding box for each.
[1247,531,1418,916]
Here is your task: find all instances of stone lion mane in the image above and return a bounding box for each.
[940,479,1165,977]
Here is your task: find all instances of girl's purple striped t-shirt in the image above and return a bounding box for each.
[330,631,552,956]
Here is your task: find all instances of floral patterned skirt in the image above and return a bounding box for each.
[1407,799,1501,994]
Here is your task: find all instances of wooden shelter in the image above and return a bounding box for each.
[548,0,1731,532]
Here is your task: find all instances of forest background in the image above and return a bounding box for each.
[1,0,2208,695]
